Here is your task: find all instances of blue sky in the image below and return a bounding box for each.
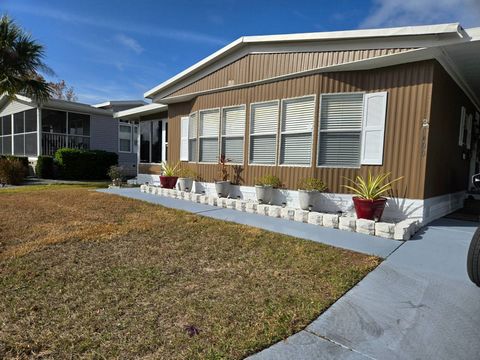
[2,0,480,104]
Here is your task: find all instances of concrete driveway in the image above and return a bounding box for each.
[249,218,480,360]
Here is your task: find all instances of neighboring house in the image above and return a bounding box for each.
[0,96,145,176]
[116,23,480,224]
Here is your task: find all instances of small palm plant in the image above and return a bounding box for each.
[159,161,180,189]
[343,172,403,221]
[160,161,179,177]
[343,172,402,200]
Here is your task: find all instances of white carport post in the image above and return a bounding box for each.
[37,107,41,156]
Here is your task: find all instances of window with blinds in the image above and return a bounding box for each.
[249,101,279,165]
[279,96,315,165]
[199,109,220,163]
[318,93,364,167]
[221,106,245,164]
[188,112,197,162]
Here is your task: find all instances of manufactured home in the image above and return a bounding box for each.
[116,23,480,224]
[0,96,145,175]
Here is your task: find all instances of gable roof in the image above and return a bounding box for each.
[144,23,467,100]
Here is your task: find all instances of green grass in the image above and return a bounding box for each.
[0,186,379,359]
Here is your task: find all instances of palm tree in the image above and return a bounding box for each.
[0,15,53,102]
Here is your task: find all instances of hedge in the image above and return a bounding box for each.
[0,157,27,185]
[35,156,55,179]
[0,155,29,170]
[54,148,118,180]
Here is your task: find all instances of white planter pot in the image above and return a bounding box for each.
[298,189,319,210]
[177,177,194,192]
[215,181,231,198]
[255,185,273,204]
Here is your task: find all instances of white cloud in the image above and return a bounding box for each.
[115,34,143,54]
[6,3,227,46]
[361,0,480,28]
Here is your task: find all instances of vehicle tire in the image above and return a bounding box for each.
[467,227,480,286]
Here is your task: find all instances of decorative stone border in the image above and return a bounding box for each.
[140,185,421,240]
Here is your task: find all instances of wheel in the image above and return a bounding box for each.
[467,227,480,286]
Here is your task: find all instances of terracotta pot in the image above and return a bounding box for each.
[160,176,178,189]
[352,197,387,221]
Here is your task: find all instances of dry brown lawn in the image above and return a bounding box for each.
[0,185,379,359]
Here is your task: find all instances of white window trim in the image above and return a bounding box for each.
[118,122,133,153]
[220,104,246,165]
[316,91,366,169]
[198,107,220,164]
[278,94,316,168]
[248,99,280,167]
[188,111,198,163]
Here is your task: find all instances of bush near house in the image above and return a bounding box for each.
[0,157,27,185]
[35,155,55,179]
[0,155,29,172]
[55,148,118,180]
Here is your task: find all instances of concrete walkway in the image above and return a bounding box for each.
[99,188,480,359]
[98,188,401,258]
[248,218,480,360]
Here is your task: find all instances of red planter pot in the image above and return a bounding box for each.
[352,197,387,221]
[159,176,178,189]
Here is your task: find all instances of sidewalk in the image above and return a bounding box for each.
[98,188,402,258]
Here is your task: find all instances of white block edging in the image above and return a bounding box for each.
[140,185,420,240]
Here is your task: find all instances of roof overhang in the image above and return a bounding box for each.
[93,100,147,109]
[114,103,168,120]
[144,23,467,100]
[0,94,113,116]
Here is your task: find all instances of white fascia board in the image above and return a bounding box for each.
[243,23,463,43]
[466,27,480,40]
[144,23,463,99]
[114,103,168,119]
[93,100,147,108]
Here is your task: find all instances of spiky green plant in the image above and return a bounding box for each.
[160,161,179,177]
[342,172,402,200]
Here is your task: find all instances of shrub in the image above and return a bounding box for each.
[107,165,124,182]
[35,156,55,179]
[1,155,29,173]
[0,157,27,185]
[55,148,118,180]
[297,178,327,192]
[255,175,282,188]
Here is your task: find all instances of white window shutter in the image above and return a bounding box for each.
[361,92,388,165]
[180,116,189,161]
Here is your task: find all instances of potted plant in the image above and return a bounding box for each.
[177,168,197,192]
[215,154,231,198]
[159,161,179,189]
[343,171,403,221]
[297,178,327,210]
[255,175,282,204]
[107,165,124,188]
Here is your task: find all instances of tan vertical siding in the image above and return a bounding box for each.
[170,49,412,97]
[424,62,476,198]
[154,60,435,199]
